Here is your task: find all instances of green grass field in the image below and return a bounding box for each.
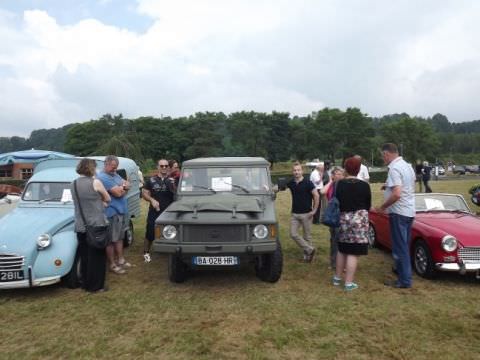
[1,179,480,359]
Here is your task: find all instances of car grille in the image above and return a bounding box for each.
[458,247,480,263]
[0,253,25,271]
[183,225,247,243]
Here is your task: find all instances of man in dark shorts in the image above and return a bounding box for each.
[142,159,175,262]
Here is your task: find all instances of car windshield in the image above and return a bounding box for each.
[415,194,470,213]
[179,167,270,193]
[22,182,73,202]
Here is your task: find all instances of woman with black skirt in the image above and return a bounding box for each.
[72,158,110,293]
[333,157,371,291]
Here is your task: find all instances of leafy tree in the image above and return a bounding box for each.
[29,124,76,152]
[183,112,225,159]
[227,111,268,156]
[289,116,310,161]
[379,115,440,162]
[263,112,291,165]
[428,113,452,133]
[0,138,14,153]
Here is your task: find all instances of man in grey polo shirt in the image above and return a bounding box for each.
[378,143,415,288]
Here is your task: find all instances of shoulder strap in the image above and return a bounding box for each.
[73,179,88,226]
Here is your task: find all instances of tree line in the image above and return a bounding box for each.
[1,109,480,170]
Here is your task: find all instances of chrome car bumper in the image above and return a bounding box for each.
[435,263,480,272]
[0,275,61,289]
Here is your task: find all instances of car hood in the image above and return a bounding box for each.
[416,212,480,247]
[167,193,264,213]
[0,206,74,254]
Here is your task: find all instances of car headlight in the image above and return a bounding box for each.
[37,234,52,249]
[441,235,457,252]
[162,225,177,240]
[253,225,269,239]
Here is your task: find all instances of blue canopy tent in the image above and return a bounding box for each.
[0,149,75,180]
[0,149,75,166]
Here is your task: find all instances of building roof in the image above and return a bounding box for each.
[0,149,74,166]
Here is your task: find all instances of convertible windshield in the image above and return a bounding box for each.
[22,182,73,202]
[415,194,470,213]
[179,167,270,193]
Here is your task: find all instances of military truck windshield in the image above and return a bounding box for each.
[22,182,73,202]
[179,167,270,193]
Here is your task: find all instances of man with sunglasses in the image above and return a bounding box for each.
[142,159,175,262]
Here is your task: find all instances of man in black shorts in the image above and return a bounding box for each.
[142,159,175,262]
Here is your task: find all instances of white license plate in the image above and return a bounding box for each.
[0,270,25,282]
[193,256,239,266]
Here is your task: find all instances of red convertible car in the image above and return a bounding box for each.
[369,193,480,279]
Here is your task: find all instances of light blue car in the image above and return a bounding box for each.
[0,157,141,289]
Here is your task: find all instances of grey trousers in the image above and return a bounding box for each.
[290,213,314,253]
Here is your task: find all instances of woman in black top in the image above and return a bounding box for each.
[333,157,371,291]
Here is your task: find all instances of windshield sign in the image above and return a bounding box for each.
[180,167,270,193]
[22,182,73,202]
[415,194,470,212]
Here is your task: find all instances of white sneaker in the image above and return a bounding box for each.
[143,253,151,263]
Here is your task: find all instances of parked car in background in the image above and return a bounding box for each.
[453,165,466,175]
[465,165,480,174]
[369,193,480,279]
[0,157,140,290]
[437,166,445,176]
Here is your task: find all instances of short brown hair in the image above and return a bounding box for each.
[292,161,302,168]
[381,143,398,154]
[344,157,361,177]
[76,158,97,177]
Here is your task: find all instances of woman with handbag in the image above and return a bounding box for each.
[333,157,371,291]
[72,158,111,293]
[321,166,345,269]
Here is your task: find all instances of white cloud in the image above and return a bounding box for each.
[1,1,480,137]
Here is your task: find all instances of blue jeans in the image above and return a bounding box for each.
[389,213,414,287]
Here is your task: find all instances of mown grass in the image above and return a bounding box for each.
[1,179,480,359]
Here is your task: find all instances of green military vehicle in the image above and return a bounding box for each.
[153,157,283,283]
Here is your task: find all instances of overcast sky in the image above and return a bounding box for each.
[1,0,480,137]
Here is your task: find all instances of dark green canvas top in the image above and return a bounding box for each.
[167,193,263,213]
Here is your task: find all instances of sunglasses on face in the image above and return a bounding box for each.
[159,165,169,168]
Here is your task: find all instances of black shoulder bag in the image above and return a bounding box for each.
[73,179,110,249]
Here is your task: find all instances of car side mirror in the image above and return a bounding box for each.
[277,177,287,191]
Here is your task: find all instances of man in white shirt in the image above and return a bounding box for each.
[355,155,370,182]
[310,162,324,224]
[378,143,415,289]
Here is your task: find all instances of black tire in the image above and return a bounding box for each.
[255,241,283,283]
[368,223,377,248]
[168,254,187,283]
[62,250,81,289]
[413,240,436,279]
[123,220,134,248]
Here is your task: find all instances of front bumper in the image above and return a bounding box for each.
[152,240,277,255]
[0,275,61,289]
[435,263,480,272]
